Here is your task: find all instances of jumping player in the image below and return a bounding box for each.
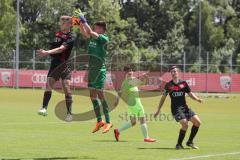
[37,15,76,122]
[79,15,112,133]
[114,65,156,142]
[154,66,203,149]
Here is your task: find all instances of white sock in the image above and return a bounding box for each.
[141,123,149,139]
[118,121,132,133]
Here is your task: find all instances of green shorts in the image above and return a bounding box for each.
[88,69,106,89]
[128,104,145,118]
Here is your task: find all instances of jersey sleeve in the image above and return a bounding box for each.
[97,34,109,44]
[184,81,191,93]
[163,83,169,96]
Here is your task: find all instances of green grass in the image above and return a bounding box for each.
[0,88,240,160]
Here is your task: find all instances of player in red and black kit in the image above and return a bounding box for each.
[37,15,76,122]
[154,66,203,149]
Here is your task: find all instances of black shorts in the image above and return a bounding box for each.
[47,61,72,81]
[172,106,196,122]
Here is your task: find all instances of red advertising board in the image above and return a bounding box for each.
[0,69,239,92]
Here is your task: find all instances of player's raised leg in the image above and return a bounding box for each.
[114,116,137,141]
[176,119,188,149]
[91,89,105,133]
[62,79,73,122]
[187,115,201,149]
[38,77,56,116]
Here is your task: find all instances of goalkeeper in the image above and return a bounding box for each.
[78,11,112,134]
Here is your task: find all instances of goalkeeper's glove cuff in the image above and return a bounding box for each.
[79,15,87,23]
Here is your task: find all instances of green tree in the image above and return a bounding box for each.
[87,0,132,63]
[186,0,238,72]
[0,0,16,63]
[13,0,76,61]
[158,20,186,65]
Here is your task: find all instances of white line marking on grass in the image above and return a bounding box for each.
[169,152,240,160]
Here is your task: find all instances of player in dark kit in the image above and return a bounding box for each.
[37,15,76,122]
[154,66,203,149]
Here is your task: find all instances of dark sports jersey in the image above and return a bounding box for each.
[49,31,76,63]
[163,80,191,115]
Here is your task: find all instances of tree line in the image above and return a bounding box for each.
[1,0,240,73]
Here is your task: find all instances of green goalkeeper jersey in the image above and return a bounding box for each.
[88,34,109,71]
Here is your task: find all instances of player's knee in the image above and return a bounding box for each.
[139,117,145,124]
[181,122,188,130]
[90,93,97,100]
[90,96,97,101]
[97,91,105,100]
[90,91,97,100]
[45,83,53,91]
[195,120,201,127]
[131,121,137,126]
[46,78,55,90]
[65,80,71,86]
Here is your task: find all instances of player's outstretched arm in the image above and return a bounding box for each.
[83,23,99,39]
[128,78,142,87]
[154,95,167,118]
[37,45,66,57]
[79,15,99,39]
[79,23,90,39]
[128,72,149,87]
[188,92,203,103]
[140,73,149,85]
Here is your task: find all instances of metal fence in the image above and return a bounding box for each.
[0,50,240,93]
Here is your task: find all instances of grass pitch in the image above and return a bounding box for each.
[0,88,240,160]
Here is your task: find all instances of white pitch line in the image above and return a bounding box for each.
[169,152,240,160]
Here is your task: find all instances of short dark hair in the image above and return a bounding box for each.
[94,21,107,31]
[123,65,132,72]
[169,65,178,71]
[74,3,81,9]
